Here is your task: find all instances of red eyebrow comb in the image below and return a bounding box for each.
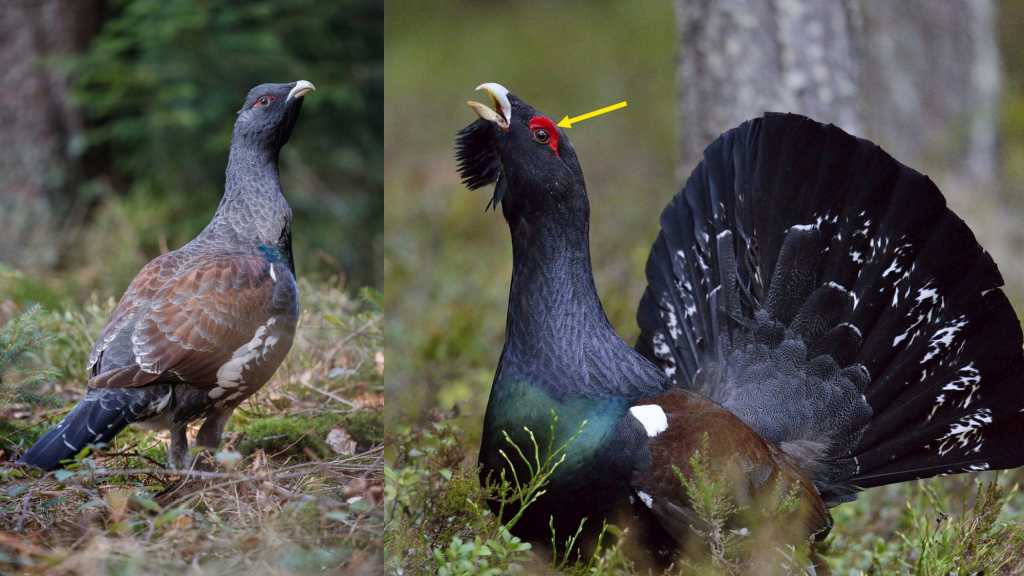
[528,115,560,156]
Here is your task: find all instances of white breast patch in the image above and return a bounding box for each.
[629,404,668,437]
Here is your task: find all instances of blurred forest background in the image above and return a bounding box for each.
[1,0,382,295]
[386,0,1024,573]
[0,1,384,573]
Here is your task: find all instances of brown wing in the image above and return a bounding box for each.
[90,254,278,389]
[630,390,832,543]
[88,251,185,375]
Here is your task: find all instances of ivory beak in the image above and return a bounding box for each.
[466,82,512,130]
[287,80,316,101]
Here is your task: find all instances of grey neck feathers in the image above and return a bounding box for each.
[501,209,666,399]
[202,143,291,248]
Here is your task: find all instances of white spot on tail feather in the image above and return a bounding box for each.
[827,281,847,292]
[893,312,926,347]
[881,260,901,278]
[921,316,968,363]
[941,363,981,409]
[916,286,940,304]
[936,408,992,456]
[637,491,654,508]
[662,303,682,339]
[838,322,861,338]
[652,332,671,359]
[630,405,668,437]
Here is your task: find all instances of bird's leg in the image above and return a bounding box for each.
[190,408,235,470]
[196,407,234,451]
[167,424,190,469]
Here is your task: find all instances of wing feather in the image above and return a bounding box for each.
[90,254,281,389]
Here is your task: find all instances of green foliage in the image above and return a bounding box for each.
[668,435,811,575]
[387,416,637,575]
[0,265,69,310]
[824,477,1024,575]
[433,527,532,576]
[0,306,58,409]
[35,296,114,385]
[233,411,382,457]
[553,521,633,576]
[672,437,743,571]
[489,413,583,531]
[385,420,504,573]
[67,0,382,287]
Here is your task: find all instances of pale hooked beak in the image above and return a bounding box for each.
[287,80,316,101]
[466,82,511,130]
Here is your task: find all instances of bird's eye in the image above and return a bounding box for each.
[254,96,272,108]
[527,116,560,156]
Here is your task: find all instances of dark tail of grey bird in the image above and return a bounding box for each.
[636,113,1024,505]
[19,387,168,471]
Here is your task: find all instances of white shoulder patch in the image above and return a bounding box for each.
[630,404,668,437]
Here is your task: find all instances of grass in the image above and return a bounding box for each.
[0,275,383,575]
[387,419,1024,575]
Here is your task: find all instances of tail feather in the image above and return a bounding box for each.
[19,387,167,471]
[636,113,1024,504]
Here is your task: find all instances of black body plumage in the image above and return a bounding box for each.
[458,83,1024,558]
[20,81,312,471]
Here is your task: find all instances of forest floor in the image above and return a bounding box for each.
[0,271,383,575]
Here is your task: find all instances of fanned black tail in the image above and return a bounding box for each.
[636,113,1024,504]
[19,387,167,471]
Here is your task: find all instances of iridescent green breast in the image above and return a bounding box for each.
[479,378,629,487]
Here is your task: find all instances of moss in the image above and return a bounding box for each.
[232,410,382,459]
[339,410,384,447]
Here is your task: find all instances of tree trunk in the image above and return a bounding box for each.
[675,0,1000,187]
[675,0,862,173]
[0,0,100,271]
[674,0,1018,298]
[858,0,1000,188]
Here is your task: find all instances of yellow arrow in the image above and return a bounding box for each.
[557,100,628,128]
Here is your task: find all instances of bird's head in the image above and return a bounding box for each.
[233,80,316,153]
[456,83,586,224]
